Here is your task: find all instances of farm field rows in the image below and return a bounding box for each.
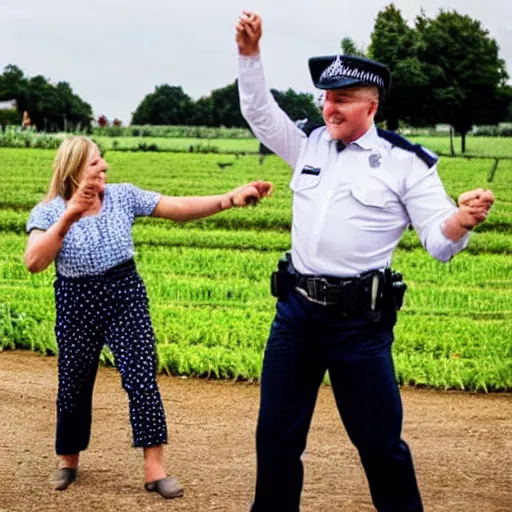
[0,148,510,390]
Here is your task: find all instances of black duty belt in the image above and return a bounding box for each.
[270,252,407,319]
[293,271,382,309]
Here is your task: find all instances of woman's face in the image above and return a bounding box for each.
[82,145,108,195]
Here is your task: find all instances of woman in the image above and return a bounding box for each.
[24,136,272,499]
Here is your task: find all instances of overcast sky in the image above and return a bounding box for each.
[1,0,510,124]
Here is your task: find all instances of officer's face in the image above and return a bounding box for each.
[322,87,378,143]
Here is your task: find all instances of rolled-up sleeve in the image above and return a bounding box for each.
[238,55,306,168]
[402,160,469,262]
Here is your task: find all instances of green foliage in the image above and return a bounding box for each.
[0,65,92,132]
[202,81,246,128]
[0,148,511,391]
[473,124,512,137]
[369,4,428,130]
[93,124,253,139]
[0,126,63,149]
[131,85,194,125]
[270,88,323,125]
[92,135,259,153]
[418,9,509,148]
[131,81,250,128]
[0,108,21,128]
[369,5,511,145]
[340,37,366,57]
[131,79,321,128]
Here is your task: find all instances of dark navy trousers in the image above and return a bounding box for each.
[252,289,423,512]
[54,262,168,455]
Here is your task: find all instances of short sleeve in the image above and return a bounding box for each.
[125,184,161,217]
[26,203,56,233]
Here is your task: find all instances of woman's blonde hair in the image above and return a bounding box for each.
[45,136,97,202]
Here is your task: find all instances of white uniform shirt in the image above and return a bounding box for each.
[238,55,469,277]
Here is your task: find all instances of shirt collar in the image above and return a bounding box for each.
[322,124,379,151]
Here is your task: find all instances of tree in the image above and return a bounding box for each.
[131,85,194,125]
[417,10,509,152]
[192,96,215,126]
[369,4,429,131]
[503,86,512,122]
[340,37,366,57]
[0,104,20,129]
[270,88,323,125]
[208,81,247,127]
[0,65,29,113]
[54,81,93,131]
[131,80,323,128]
[0,65,92,131]
[196,81,322,128]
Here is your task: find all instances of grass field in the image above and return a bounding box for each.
[0,147,511,391]
[90,134,512,158]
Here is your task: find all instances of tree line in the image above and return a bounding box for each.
[368,5,512,152]
[130,82,324,129]
[1,4,511,150]
[0,65,92,132]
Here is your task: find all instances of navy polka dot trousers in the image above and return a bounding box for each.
[53,260,168,455]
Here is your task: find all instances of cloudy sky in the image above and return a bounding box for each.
[1,0,510,124]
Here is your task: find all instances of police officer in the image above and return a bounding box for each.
[235,11,494,512]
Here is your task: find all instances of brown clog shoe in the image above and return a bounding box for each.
[144,476,184,499]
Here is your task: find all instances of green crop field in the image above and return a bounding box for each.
[0,147,511,391]
[89,134,512,158]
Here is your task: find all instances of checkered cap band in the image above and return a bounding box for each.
[319,55,385,88]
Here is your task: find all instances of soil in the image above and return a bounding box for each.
[0,351,510,512]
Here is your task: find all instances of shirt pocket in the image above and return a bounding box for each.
[290,172,322,193]
[349,183,397,209]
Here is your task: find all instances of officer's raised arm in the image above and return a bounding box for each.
[236,11,306,168]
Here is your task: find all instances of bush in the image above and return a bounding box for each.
[137,142,159,152]
[189,144,219,154]
[0,127,62,149]
[91,124,253,139]
[0,110,22,128]
[473,124,512,137]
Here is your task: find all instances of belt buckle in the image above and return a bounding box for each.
[303,277,334,306]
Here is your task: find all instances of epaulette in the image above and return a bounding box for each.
[377,128,438,168]
[300,121,325,137]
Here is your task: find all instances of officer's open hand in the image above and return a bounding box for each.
[235,11,262,56]
[229,180,273,207]
[456,188,495,229]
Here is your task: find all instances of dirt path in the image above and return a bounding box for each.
[0,351,510,512]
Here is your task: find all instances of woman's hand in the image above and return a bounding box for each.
[228,180,273,207]
[65,169,103,222]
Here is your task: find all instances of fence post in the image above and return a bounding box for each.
[487,158,500,182]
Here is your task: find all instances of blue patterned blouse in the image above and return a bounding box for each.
[26,183,161,277]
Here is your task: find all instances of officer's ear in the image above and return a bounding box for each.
[368,99,379,118]
[365,87,380,118]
